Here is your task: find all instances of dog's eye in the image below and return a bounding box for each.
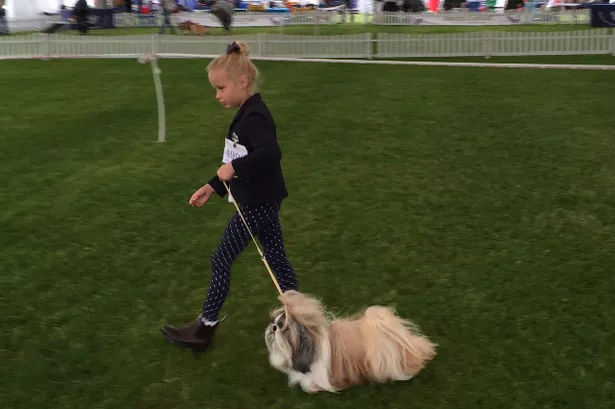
[272,324,277,332]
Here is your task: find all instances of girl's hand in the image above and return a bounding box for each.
[189,184,214,207]
[216,162,235,182]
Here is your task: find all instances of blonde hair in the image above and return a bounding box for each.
[207,41,259,91]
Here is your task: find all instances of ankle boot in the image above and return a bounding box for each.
[160,318,218,351]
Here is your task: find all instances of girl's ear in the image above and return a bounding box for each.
[238,74,249,90]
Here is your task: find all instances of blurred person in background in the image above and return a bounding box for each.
[0,0,8,36]
[211,0,234,33]
[160,0,178,34]
[73,0,90,35]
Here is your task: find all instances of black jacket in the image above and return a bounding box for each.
[208,93,289,205]
[73,0,89,17]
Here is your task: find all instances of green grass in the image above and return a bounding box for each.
[1,58,614,409]
[395,54,615,64]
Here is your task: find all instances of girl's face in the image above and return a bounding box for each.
[208,69,250,109]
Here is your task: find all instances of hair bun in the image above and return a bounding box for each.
[235,41,250,57]
[225,41,250,57]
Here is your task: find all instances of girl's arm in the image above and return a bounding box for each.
[207,175,226,197]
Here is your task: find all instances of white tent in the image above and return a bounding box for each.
[4,1,97,20]
[357,0,373,13]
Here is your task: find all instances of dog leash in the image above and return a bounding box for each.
[222,180,283,296]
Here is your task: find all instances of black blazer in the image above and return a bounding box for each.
[208,93,289,206]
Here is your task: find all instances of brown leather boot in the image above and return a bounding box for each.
[160,318,218,351]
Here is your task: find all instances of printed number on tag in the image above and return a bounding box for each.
[222,138,248,164]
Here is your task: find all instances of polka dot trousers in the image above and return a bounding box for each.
[200,200,299,323]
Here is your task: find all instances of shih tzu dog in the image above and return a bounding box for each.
[264,290,437,393]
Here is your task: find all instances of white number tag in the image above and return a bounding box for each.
[222,137,248,203]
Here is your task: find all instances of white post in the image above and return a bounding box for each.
[45,33,51,60]
[261,32,267,57]
[38,33,46,59]
[152,59,165,143]
[483,30,491,60]
[138,53,166,143]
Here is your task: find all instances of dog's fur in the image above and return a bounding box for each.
[178,20,209,36]
[178,20,193,32]
[264,290,437,393]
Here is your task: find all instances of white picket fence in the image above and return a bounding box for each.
[1,30,614,60]
[0,33,372,59]
[376,30,615,58]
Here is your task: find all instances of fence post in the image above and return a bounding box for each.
[373,32,379,59]
[37,33,46,59]
[611,28,615,56]
[366,32,373,60]
[152,33,161,55]
[37,33,44,59]
[47,33,53,59]
[40,33,51,60]
[260,32,267,57]
[258,32,264,57]
[483,30,492,60]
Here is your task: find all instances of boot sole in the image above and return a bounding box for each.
[159,327,209,354]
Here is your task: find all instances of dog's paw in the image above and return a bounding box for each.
[286,372,300,387]
[301,385,319,394]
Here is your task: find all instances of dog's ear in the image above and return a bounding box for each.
[291,323,316,374]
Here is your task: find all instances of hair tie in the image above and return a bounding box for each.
[226,42,240,55]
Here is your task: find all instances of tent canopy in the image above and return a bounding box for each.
[4,1,97,20]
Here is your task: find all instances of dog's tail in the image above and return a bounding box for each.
[359,306,437,382]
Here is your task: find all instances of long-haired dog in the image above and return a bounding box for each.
[178,20,209,36]
[264,290,437,393]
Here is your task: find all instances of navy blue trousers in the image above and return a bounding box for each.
[200,201,299,322]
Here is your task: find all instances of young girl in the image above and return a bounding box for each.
[160,41,300,351]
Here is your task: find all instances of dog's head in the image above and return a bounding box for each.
[264,290,329,374]
[179,20,193,30]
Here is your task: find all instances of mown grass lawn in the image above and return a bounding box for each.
[0,57,614,409]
